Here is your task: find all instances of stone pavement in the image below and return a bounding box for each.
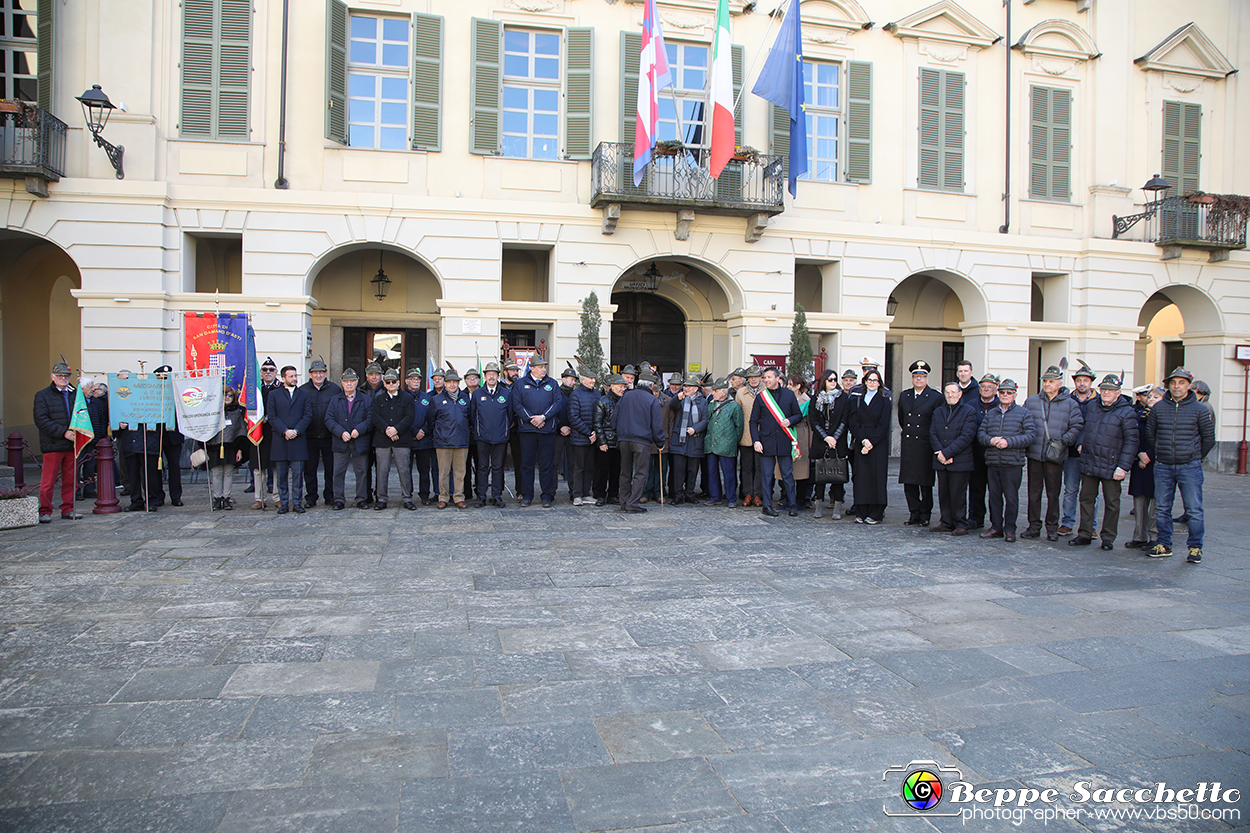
[0,468,1247,832]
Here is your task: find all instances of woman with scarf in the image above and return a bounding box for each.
[809,369,850,519]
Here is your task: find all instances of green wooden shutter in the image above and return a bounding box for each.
[846,60,872,183]
[36,0,52,110]
[565,28,593,159]
[732,43,744,147]
[217,0,251,139]
[325,0,347,144]
[919,67,963,191]
[412,13,442,151]
[181,0,215,136]
[1029,86,1070,201]
[770,104,789,164]
[470,18,502,155]
[621,31,641,148]
[1162,100,1200,196]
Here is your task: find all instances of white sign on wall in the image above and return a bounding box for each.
[462,318,482,334]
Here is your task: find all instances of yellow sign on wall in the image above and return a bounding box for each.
[688,363,701,373]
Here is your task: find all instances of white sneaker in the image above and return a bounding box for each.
[573,497,583,506]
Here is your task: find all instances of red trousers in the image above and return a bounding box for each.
[39,450,76,516]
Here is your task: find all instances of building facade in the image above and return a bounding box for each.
[1,0,1248,467]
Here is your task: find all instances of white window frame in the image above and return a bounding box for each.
[802,59,842,183]
[656,40,710,149]
[0,0,37,102]
[501,27,561,160]
[347,13,410,150]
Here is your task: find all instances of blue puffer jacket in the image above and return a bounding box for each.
[512,373,563,435]
[567,384,601,447]
[428,388,471,448]
[929,400,978,472]
[1079,393,1139,480]
[978,403,1036,468]
[471,384,511,445]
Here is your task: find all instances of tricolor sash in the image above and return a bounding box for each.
[759,388,800,459]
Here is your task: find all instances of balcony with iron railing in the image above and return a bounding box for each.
[0,102,66,197]
[1112,193,1248,262]
[591,141,786,241]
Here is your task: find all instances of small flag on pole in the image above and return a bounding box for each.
[633,0,673,186]
[242,319,266,444]
[707,0,735,179]
[70,383,94,460]
[751,0,806,196]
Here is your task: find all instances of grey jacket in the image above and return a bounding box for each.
[1023,390,1084,462]
[978,403,1037,468]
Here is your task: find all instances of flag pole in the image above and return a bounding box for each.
[733,0,787,116]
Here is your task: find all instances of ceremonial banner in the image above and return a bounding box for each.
[707,0,735,178]
[185,312,249,392]
[241,320,266,444]
[69,384,94,459]
[632,0,672,186]
[108,374,174,428]
[170,369,225,442]
[751,0,806,196]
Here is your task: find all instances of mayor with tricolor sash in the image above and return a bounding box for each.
[749,366,803,517]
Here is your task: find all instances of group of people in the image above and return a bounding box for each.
[33,353,1216,563]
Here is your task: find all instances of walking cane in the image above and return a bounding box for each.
[658,446,664,506]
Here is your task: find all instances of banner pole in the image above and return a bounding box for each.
[205,440,216,511]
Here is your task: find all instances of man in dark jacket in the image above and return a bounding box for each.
[593,375,625,506]
[325,367,372,509]
[612,366,664,513]
[750,368,804,517]
[897,360,942,526]
[567,365,601,506]
[406,368,437,505]
[968,373,1000,529]
[666,373,709,506]
[1145,367,1216,563]
[1023,366,1084,540]
[977,379,1036,542]
[555,367,577,499]
[930,382,978,534]
[152,365,184,508]
[371,369,415,511]
[268,365,313,513]
[512,357,566,508]
[471,362,511,507]
[33,359,82,523]
[1071,374,1139,550]
[428,370,470,508]
[300,357,341,507]
[1061,363,1099,533]
[357,360,385,503]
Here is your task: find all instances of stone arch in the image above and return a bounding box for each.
[304,241,445,300]
[886,269,990,394]
[1135,284,1224,392]
[1013,19,1100,61]
[889,268,989,326]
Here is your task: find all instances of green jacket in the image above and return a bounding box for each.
[704,397,744,457]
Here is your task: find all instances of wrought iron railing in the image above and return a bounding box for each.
[1113,195,1247,250]
[0,104,67,182]
[591,141,785,216]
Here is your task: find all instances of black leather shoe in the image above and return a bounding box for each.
[276,506,289,515]
[541,499,553,508]
[124,503,146,512]
[1020,529,1041,539]
[475,499,487,508]
[1047,532,1059,541]
[594,497,606,506]
[170,499,184,507]
[333,501,345,510]
[1100,542,1113,550]
[762,506,779,517]
[304,499,316,509]
[243,483,255,493]
[626,506,647,513]
[374,502,387,511]
[1068,536,1092,546]
[491,498,505,508]
[356,500,368,509]
[403,501,417,511]
[519,499,532,507]
[904,517,921,526]
[788,508,799,517]
[293,504,306,514]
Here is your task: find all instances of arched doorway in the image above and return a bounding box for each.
[0,233,81,438]
[611,292,685,376]
[1135,286,1222,392]
[886,272,971,392]
[309,246,442,379]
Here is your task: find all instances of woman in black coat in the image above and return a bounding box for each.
[850,370,891,523]
[809,370,850,518]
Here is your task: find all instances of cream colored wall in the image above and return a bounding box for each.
[1144,303,1184,386]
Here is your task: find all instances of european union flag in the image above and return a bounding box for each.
[750,0,806,197]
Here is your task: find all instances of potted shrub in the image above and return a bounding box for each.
[652,140,685,157]
[0,486,39,530]
[731,145,762,164]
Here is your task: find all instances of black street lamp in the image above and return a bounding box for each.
[76,85,125,179]
[642,262,662,292]
[1112,174,1171,239]
[886,295,899,316]
[372,250,391,300]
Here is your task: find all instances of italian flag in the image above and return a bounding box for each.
[708,0,734,178]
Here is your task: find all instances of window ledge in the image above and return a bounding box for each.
[1021,197,1083,208]
[904,187,976,197]
[170,137,265,146]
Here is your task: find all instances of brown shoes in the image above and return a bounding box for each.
[1057,525,1073,535]
[979,529,1003,539]
[951,527,968,536]
[455,501,467,509]
[931,525,954,533]
[1004,531,1017,542]
[437,501,448,509]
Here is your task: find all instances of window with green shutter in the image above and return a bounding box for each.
[470,18,502,155]
[35,0,51,109]
[1029,85,1071,201]
[918,67,963,191]
[411,13,442,151]
[565,28,593,159]
[1162,100,1200,196]
[325,0,347,144]
[845,61,871,183]
[620,31,640,149]
[181,0,251,140]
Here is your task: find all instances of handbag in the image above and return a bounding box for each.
[189,448,207,469]
[1041,399,1067,464]
[812,447,849,484]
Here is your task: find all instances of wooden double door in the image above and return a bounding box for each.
[610,292,685,378]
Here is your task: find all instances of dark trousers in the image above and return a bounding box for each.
[739,446,761,498]
[1079,474,1122,544]
[936,468,971,529]
[127,452,161,508]
[158,445,182,503]
[671,454,701,501]
[463,442,476,499]
[304,436,335,504]
[411,447,436,500]
[332,449,369,504]
[968,453,988,526]
[569,444,595,499]
[519,433,556,501]
[618,441,651,511]
[593,447,620,501]
[987,465,1023,533]
[475,441,507,500]
[1026,458,1065,534]
[276,460,305,508]
[555,434,570,494]
[903,483,933,521]
[508,431,524,494]
[363,448,375,501]
[760,454,796,511]
[707,453,736,503]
